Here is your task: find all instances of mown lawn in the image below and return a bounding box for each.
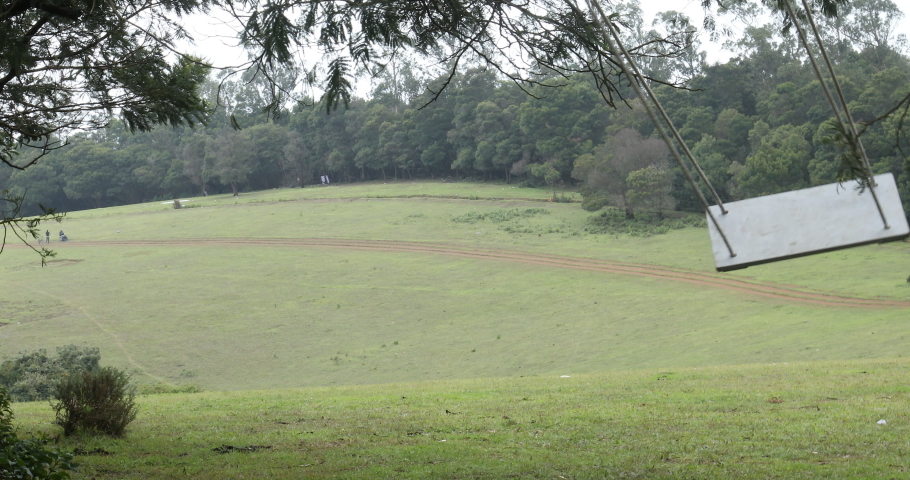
[1,181,909,392]
[1,241,909,392]
[4,180,910,478]
[12,359,910,479]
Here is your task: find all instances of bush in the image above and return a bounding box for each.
[451,208,550,224]
[551,192,576,203]
[580,194,609,211]
[0,387,77,479]
[52,367,137,437]
[53,346,100,374]
[584,208,706,237]
[0,346,100,402]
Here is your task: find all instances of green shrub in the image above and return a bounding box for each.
[53,346,101,374]
[580,195,609,211]
[451,208,550,224]
[52,367,137,437]
[0,346,100,402]
[0,387,77,479]
[584,208,706,237]
[450,211,487,224]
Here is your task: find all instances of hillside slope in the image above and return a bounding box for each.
[2,182,908,391]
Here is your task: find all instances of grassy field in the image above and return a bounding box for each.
[57,180,567,218]
[2,180,909,477]
[28,181,910,296]
[12,359,910,478]
[1,180,909,391]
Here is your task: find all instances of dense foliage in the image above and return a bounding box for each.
[52,367,138,437]
[0,0,210,168]
[0,387,76,479]
[1,0,908,218]
[0,346,100,403]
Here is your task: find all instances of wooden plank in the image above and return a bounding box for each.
[707,173,909,271]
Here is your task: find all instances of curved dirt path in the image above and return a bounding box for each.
[64,238,910,309]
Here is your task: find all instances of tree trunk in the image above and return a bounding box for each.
[231,181,239,197]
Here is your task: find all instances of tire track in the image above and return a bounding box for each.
[65,238,910,309]
[18,284,169,384]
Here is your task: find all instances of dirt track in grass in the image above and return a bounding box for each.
[47,238,910,308]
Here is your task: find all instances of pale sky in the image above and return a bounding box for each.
[180,1,736,70]
[640,0,732,63]
[179,0,910,93]
[640,0,910,64]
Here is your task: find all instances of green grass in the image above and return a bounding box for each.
[49,189,910,298]
[4,180,910,477]
[1,181,909,393]
[62,180,569,218]
[11,359,910,478]
[2,240,909,392]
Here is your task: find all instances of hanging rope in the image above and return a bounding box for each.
[598,9,728,215]
[578,0,736,257]
[783,0,890,229]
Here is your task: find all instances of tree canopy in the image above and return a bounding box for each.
[0,0,211,169]
[0,0,866,167]
[0,0,709,258]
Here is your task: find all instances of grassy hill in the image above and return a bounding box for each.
[4,180,910,478]
[1,181,909,391]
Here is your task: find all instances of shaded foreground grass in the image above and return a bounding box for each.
[13,359,910,478]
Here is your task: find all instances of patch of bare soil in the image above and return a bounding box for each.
[9,258,83,270]
[43,258,83,267]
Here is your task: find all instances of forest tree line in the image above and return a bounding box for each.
[1,0,908,218]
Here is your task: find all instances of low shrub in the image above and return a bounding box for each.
[584,208,706,237]
[551,193,576,203]
[580,195,609,212]
[0,387,76,478]
[0,346,100,402]
[452,208,550,224]
[52,367,138,437]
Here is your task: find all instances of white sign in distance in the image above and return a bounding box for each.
[707,173,909,271]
